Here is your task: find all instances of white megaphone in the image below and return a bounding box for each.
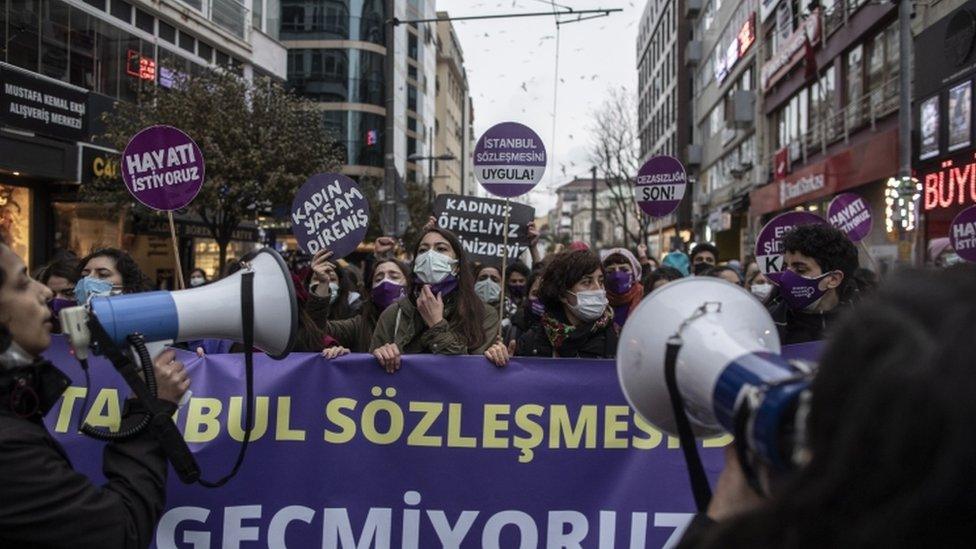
[617,277,812,471]
[60,247,298,360]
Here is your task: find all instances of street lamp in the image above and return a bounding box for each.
[408,152,458,208]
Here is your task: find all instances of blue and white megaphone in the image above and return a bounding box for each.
[617,277,813,471]
[61,247,298,360]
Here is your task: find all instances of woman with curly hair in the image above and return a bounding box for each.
[75,248,153,302]
[514,250,617,358]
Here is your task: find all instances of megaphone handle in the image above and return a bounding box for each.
[86,317,202,483]
[664,339,713,513]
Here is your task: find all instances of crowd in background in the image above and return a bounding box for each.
[31,216,969,369]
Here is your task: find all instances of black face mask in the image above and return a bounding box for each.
[0,361,72,419]
[693,262,712,275]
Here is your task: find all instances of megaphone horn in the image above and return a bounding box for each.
[616,277,811,470]
[63,248,298,358]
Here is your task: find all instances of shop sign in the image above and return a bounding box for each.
[774,147,791,181]
[125,50,157,82]
[761,9,821,92]
[0,63,88,141]
[79,145,120,185]
[779,173,825,206]
[920,153,976,211]
[717,13,756,84]
[136,217,259,242]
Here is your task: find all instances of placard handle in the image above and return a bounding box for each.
[497,198,511,340]
[167,211,185,290]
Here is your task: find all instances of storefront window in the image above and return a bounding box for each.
[0,185,32,267]
[53,203,125,256]
[193,239,258,279]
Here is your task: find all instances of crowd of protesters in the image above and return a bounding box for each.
[3,213,976,548]
[27,217,969,368]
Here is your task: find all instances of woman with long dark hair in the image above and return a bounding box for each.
[515,250,617,358]
[687,266,976,548]
[369,227,499,372]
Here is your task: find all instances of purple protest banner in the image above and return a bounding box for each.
[754,211,827,280]
[827,193,872,242]
[635,155,688,217]
[290,173,370,258]
[474,122,547,198]
[950,205,976,262]
[42,335,821,549]
[121,125,205,211]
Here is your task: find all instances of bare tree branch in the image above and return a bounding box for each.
[587,87,649,248]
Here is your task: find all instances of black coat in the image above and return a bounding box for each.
[516,314,618,359]
[0,366,173,548]
[766,296,855,345]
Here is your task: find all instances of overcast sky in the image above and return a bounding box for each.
[435,0,642,216]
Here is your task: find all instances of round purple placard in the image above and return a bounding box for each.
[473,122,547,198]
[290,173,370,259]
[635,155,687,217]
[754,211,827,279]
[120,125,205,211]
[950,204,976,262]
[827,193,872,242]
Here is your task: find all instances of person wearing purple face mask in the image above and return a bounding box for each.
[766,224,860,344]
[504,270,545,354]
[370,227,500,372]
[311,257,413,359]
[504,260,531,308]
[34,257,79,334]
[601,248,644,330]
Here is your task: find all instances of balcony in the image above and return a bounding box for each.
[769,74,900,173]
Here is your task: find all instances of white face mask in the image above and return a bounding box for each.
[750,282,772,301]
[567,289,608,322]
[474,279,501,303]
[189,276,206,287]
[328,281,340,304]
[414,250,457,284]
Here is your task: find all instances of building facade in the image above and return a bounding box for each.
[281,0,438,189]
[749,0,903,268]
[912,0,976,257]
[551,176,642,249]
[687,0,760,261]
[433,11,474,197]
[637,0,693,258]
[0,0,284,276]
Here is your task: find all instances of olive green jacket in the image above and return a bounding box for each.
[304,294,374,353]
[369,294,499,355]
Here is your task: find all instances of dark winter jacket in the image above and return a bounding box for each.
[305,293,380,353]
[515,312,618,359]
[766,295,856,345]
[0,363,173,548]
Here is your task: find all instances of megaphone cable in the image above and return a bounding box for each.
[77,333,157,440]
